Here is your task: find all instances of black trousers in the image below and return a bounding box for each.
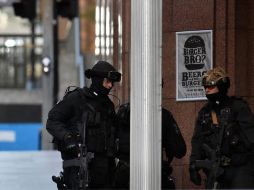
[63,156,115,189]
[113,160,175,190]
[218,159,254,189]
[113,160,129,189]
[162,163,175,190]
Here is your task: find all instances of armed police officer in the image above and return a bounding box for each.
[46,61,121,189]
[114,103,186,189]
[189,66,254,189]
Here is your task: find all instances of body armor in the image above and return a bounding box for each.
[191,96,253,167]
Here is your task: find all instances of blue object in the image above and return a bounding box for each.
[0,123,42,150]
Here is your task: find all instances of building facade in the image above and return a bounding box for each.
[103,0,254,188]
[1,0,254,189]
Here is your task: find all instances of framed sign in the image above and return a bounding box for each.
[176,30,213,101]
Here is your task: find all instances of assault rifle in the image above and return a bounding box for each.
[68,112,94,190]
[52,172,66,189]
[195,143,224,189]
[52,112,94,190]
[195,108,231,189]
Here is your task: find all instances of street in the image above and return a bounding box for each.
[0,151,61,190]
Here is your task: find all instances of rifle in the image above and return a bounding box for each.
[51,88,96,189]
[62,112,94,190]
[195,109,230,189]
[52,153,91,190]
[195,143,224,189]
[52,172,67,189]
[52,112,94,190]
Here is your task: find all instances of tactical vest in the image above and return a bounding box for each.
[64,87,116,156]
[199,97,252,165]
[84,89,116,156]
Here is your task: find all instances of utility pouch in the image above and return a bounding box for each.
[86,112,107,153]
[87,112,101,126]
[86,128,106,153]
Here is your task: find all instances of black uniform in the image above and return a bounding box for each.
[47,86,117,189]
[114,103,186,189]
[190,96,254,189]
[161,108,186,189]
[47,60,121,189]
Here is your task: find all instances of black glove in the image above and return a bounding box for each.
[189,163,201,186]
[63,133,80,154]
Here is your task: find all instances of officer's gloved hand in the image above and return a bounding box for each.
[63,133,79,154]
[189,162,201,185]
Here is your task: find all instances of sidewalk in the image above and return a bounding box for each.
[0,151,61,190]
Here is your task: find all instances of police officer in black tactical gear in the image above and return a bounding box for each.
[46,60,121,189]
[114,103,186,189]
[161,107,186,189]
[189,66,254,189]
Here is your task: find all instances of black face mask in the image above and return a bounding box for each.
[206,92,220,103]
[90,77,111,96]
[206,92,228,104]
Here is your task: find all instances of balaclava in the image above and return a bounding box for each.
[85,61,118,96]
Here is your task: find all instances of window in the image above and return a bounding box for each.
[0,7,43,89]
[0,35,43,89]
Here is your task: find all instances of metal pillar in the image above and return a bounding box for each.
[41,0,55,150]
[73,17,85,87]
[130,0,162,190]
[30,19,35,89]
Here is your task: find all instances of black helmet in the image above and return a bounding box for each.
[85,61,121,82]
[202,67,230,95]
[85,61,121,96]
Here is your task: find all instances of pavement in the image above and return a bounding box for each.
[0,151,62,190]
